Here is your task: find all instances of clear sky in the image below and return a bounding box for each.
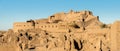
[0,0,120,30]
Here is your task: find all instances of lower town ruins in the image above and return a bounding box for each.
[0,10,120,51]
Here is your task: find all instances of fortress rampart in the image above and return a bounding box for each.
[13,22,34,32]
[13,10,103,33]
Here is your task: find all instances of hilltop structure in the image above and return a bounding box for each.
[0,10,120,51]
[13,10,103,33]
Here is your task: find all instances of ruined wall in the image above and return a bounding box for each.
[35,23,59,30]
[64,11,94,23]
[13,22,34,32]
[85,17,102,29]
[48,12,66,23]
[35,23,68,33]
[118,22,120,51]
[34,19,48,24]
[111,21,120,51]
[48,11,94,23]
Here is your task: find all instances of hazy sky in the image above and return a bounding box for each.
[0,0,120,30]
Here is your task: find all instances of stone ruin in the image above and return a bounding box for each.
[0,10,120,51]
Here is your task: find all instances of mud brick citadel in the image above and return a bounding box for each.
[0,10,120,51]
[13,10,102,32]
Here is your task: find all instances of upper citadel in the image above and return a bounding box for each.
[0,10,120,51]
[13,10,103,33]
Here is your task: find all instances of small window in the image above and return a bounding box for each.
[82,19,85,22]
[41,26,43,28]
[56,25,57,28]
[52,25,54,28]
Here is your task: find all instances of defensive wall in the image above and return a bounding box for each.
[111,21,120,51]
